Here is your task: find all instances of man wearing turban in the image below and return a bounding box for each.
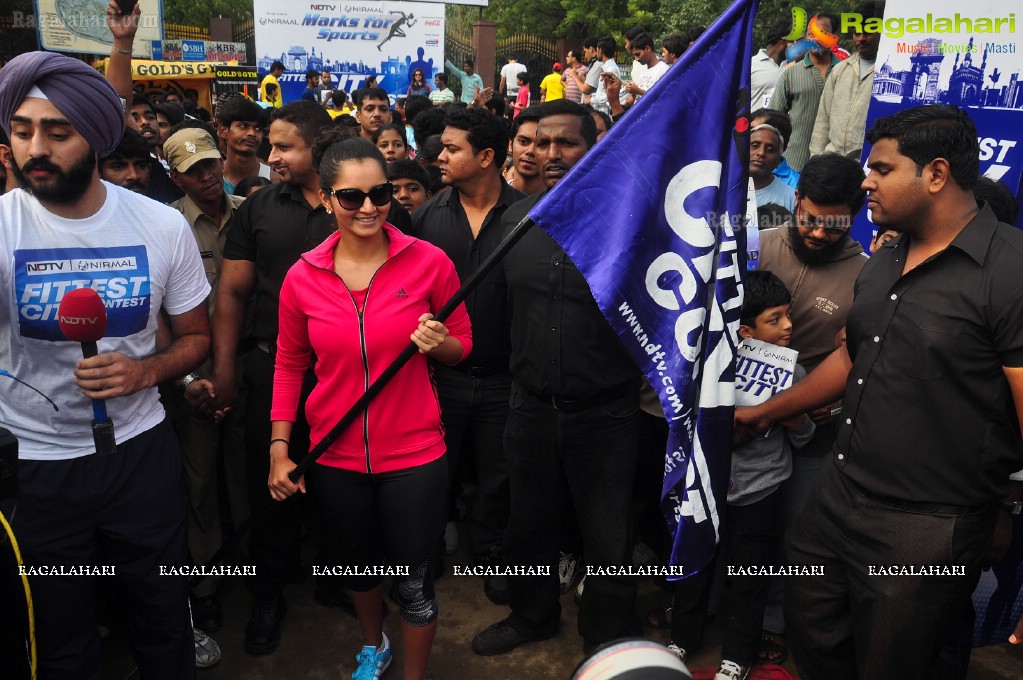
[0,51,211,679]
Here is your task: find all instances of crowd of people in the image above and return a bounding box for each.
[0,2,1022,680]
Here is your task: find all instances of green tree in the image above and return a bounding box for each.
[162,0,253,27]
[448,0,804,44]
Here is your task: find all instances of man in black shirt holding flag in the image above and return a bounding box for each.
[472,99,642,657]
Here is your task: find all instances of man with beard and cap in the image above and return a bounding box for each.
[753,151,867,659]
[0,51,211,679]
[472,99,642,657]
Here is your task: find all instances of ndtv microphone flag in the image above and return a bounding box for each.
[527,0,757,577]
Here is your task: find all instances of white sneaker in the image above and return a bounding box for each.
[443,521,459,555]
[714,659,749,680]
[194,627,222,668]
[666,642,687,663]
[558,552,579,594]
[574,574,586,604]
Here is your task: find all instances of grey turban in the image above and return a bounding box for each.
[0,51,125,157]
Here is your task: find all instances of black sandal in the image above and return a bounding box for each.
[642,605,672,630]
[757,631,788,665]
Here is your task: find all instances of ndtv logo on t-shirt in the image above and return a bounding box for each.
[25,257,139,275]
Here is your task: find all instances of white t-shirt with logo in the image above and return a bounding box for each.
[501,62,527,96]
[0,182,210,460]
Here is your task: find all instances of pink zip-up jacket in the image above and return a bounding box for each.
[272,224,472,473]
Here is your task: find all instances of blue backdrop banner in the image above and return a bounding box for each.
[855,0,1023,246]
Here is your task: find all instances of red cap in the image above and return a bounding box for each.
[553,62,562,71]
[57,288,108,342]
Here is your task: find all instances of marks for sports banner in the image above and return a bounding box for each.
[253,0,445,103]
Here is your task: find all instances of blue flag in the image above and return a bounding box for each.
[527,0,757,577]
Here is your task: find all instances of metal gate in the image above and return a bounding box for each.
[496,35,559,103]
[443,27,559,102]
[444,28,475,101]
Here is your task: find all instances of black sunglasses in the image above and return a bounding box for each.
[327,182,392,211]
[796,205,850,235]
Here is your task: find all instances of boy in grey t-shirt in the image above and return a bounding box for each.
[664,270,813,680]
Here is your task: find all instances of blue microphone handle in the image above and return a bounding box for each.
[81,340,116,455]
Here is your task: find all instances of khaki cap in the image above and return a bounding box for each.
[164,127,222,173]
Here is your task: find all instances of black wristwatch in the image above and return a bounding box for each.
[999,500,1022,516]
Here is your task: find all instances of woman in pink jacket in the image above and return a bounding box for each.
[268,135,471,680]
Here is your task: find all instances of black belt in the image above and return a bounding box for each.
[855,481,991,516]
[868,493,990,516]
[526,382,636,413]
[449,364,504,378]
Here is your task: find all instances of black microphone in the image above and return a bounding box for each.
[58,288,116,455]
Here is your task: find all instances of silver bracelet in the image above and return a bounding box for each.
[112,46,132,55]
[175,372,199,393]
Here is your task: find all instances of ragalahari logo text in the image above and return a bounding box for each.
[783,10,839,63]
[786,6,1016,41]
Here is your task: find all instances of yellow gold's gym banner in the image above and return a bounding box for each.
[128,59,239,80]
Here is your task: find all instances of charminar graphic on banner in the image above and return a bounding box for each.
[32,0,164,58]
[854,0,1023,242]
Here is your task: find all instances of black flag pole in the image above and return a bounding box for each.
[288,211,537,483]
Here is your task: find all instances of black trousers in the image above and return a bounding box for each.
[502,382,640,645]
[720,492,783,665]
[785,459,996,680]
[243,347,315,600]
[669,491,782,664]
[433,365,511,558]
[10,420,194,680]
[308,456,447,617]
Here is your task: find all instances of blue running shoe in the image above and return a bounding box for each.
[352,632,392,680]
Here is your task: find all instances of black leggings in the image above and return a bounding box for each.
[309,456,448,625]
